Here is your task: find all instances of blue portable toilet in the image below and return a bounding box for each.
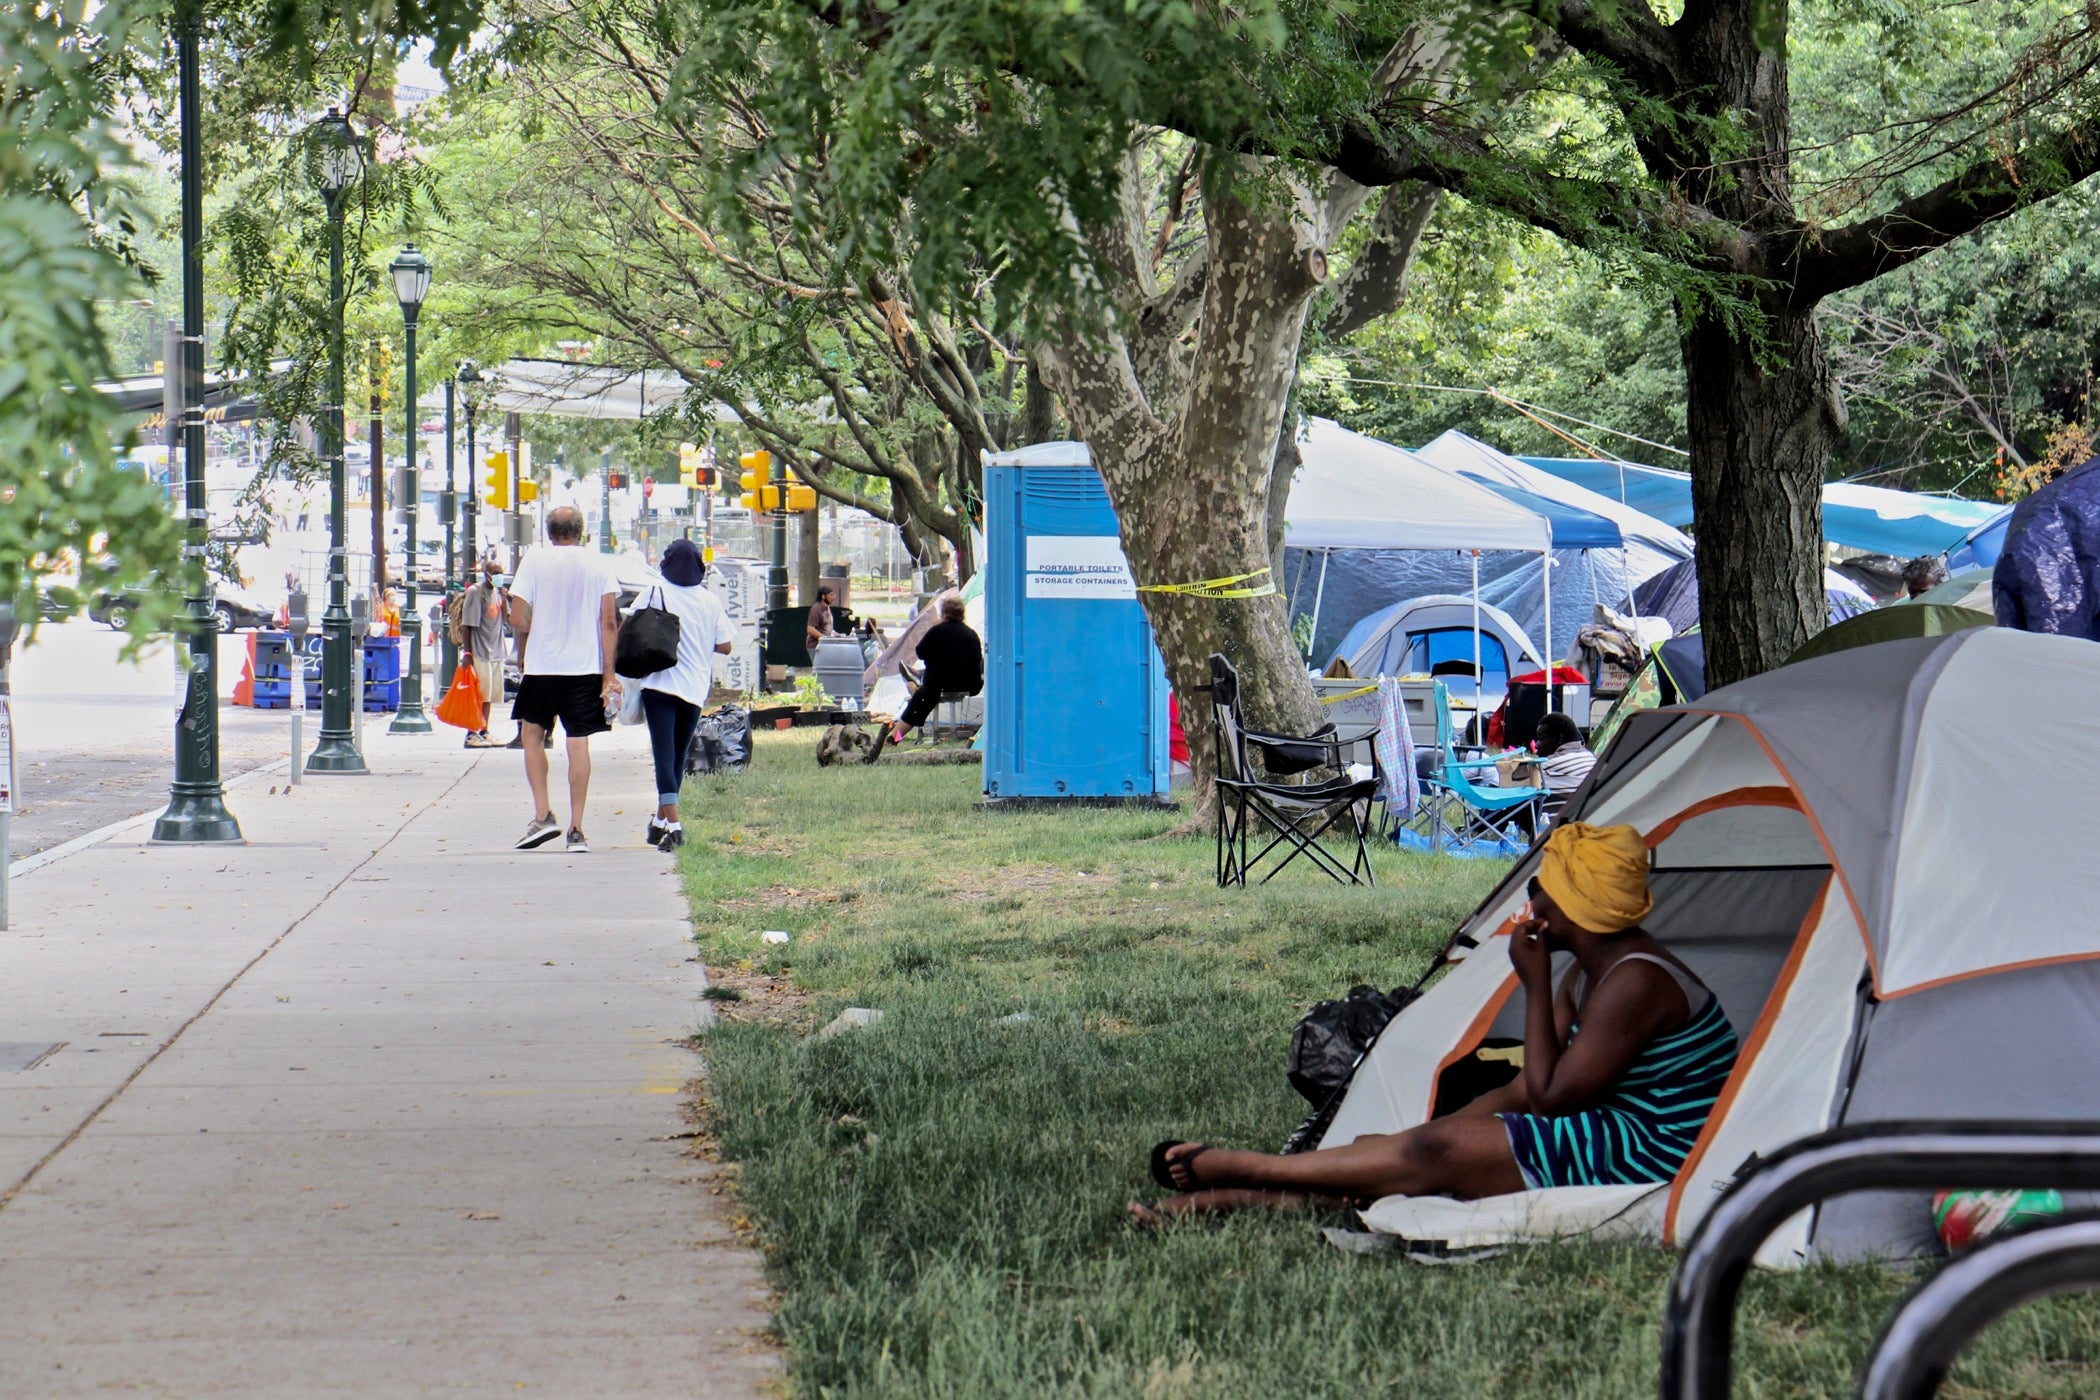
[981,443,1171,802]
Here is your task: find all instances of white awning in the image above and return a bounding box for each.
[421,358,737,422]
[1285,418,1551,553]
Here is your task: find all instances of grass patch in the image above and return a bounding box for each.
[677,731,2100,1397]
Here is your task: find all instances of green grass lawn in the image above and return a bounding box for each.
[676,731,2100,1398]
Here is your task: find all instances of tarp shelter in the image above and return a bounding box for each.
[1914,566,1993,612]
[1410,431,1693,665]
[1993,455,2100,641]
[1326,629,2100,1264]
[1520,456,2007,558]
[1631,557,1875,636]
[1284,418,1553,670]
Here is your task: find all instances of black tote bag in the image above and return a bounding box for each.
[614,585,681,678]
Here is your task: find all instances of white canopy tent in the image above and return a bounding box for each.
[416,358,740,423]
[1285,418,1556,715]
[1409,429,1693,616]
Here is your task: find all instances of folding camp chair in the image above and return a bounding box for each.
[1394,680,1544,856]
[1206,655,1381,887]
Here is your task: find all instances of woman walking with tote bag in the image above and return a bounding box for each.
[633,540,736,849]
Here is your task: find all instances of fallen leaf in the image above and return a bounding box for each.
[464,1211,501,1221]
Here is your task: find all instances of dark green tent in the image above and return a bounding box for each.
[1784,603,1992,666]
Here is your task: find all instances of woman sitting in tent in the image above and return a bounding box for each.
[1132,824,1738,1223]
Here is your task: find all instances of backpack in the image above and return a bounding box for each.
[446,591,469,648]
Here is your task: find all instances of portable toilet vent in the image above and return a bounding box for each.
[981,443,1170,802]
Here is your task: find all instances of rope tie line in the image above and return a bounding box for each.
[1136,566,1277,599]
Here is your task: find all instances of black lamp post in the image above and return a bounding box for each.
[439,374,458,691]
[305,106,368,773]
[458,360,483,576]
[387,244,433,734]
[151,0,242,842]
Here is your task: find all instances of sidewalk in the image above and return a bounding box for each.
[0,720,778,1397]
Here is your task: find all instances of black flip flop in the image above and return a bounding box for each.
[1149,1140,1212,1193]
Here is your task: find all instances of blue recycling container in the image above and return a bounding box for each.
[981,442,1170,802]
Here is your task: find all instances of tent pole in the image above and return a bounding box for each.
[1309,549,1331,664]
[1543,547,1554,710]
[1471,550,1483,721]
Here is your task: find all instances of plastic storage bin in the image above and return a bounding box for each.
[980,442,1169,802]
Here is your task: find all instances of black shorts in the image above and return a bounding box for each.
[512,674,610,738]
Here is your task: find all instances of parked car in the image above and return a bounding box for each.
[90,585,274,634]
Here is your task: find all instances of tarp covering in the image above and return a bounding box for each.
[1993,456,2100,641]
[1519,456,2005,557]
[1420,432,1691,566]
[1285,424,1689,664]
[1631,557,1875,635]
[1284,419,1550,553]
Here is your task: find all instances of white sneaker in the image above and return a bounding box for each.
[515,814,561,850]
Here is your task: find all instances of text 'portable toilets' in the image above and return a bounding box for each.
[981,443,1170,802]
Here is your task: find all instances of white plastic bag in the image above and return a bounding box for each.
[616,680,647,726]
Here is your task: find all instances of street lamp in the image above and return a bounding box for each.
[151,0,242,840]
[457,359,484,578]
[305,106,368,774]
[387,243,433,734]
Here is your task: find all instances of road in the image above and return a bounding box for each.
[5,618,433,858]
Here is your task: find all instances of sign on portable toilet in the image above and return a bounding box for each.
[981,443,1170,802]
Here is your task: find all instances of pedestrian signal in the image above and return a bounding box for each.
[784,483,817,512]
[484,451,509,510]
[518,479,540,504]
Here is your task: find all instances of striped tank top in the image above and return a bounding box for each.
[1499,953,1740,1189]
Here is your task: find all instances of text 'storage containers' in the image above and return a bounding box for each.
[981,442,1169,802]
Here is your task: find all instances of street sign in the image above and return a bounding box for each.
[643,476,654,500]
[289,654,306,711]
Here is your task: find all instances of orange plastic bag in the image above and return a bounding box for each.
[434,659,485,729]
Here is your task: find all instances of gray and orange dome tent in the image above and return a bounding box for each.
[1327,628,2100,1264]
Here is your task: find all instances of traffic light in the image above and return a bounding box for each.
[678,442,699,486]
[484,450,509,510]
[738,450,775,512]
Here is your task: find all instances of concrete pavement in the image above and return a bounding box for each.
[0,719,777,1397]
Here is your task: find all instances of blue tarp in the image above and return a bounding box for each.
[1519,458,1697,528]
[1994,456,2100,641]
[1458,473,1623,548]
[1519,456,2006,558]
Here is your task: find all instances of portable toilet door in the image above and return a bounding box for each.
[981,443,1171,802]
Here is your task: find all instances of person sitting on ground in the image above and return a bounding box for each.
[1131,823,1738,1225]
[887,595,982,746]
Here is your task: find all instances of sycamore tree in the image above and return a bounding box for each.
[421,25,1057,579]
[658,0,2100,696]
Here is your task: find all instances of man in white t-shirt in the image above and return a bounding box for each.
[505,507,620,853]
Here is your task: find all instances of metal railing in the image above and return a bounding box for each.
[1660,1120,2100,1400]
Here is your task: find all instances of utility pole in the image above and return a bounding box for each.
[768,453,789,614]
[439,375,458,691]
[506,411,523,570]
[599,445,614,552]
[369,338,388,600]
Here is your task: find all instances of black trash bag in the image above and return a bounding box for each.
[614,588,681,678]
[1286,984,1420,1105]
[687,705,753,775]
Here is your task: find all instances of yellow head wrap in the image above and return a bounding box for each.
[1536,822,1653,934]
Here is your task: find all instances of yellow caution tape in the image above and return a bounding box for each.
[1319,683,1378,704]
[1136,566,1277,599]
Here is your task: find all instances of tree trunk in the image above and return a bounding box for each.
[1682,306,1841,688]
[1265,407,1301,604]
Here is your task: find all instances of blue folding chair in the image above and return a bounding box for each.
[1394,680,1543,856]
